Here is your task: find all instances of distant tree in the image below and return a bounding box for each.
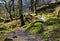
[3,0,13,20]
[35,0,38,15]
[11,0,15,11]
[30,0,34,12]
[18,0,25,26]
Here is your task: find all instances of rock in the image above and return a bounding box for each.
[4,38,13,41]
[12,36,17,38]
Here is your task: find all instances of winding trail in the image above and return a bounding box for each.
[5,28,41,41]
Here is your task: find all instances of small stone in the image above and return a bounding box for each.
[13,36,17,38]
[4,38,13,41]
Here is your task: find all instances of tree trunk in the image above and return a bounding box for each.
[8,1,13,20]
[8,10,13,20]
[18,0,25,26]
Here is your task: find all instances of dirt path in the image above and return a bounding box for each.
[5,28,41,41]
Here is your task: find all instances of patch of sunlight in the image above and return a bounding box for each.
[35,15,46,22]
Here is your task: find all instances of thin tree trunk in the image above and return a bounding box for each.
[30,0,34,12]
[35,0,37,15]
[8,11,13,20]
[8,1,13,20]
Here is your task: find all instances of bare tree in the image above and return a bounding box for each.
[3,0,13,20]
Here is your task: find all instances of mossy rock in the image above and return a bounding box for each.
[23,21,44,34]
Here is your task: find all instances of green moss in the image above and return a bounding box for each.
[42,31,49,39]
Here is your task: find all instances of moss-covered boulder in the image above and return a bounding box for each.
[23,21,44,34]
